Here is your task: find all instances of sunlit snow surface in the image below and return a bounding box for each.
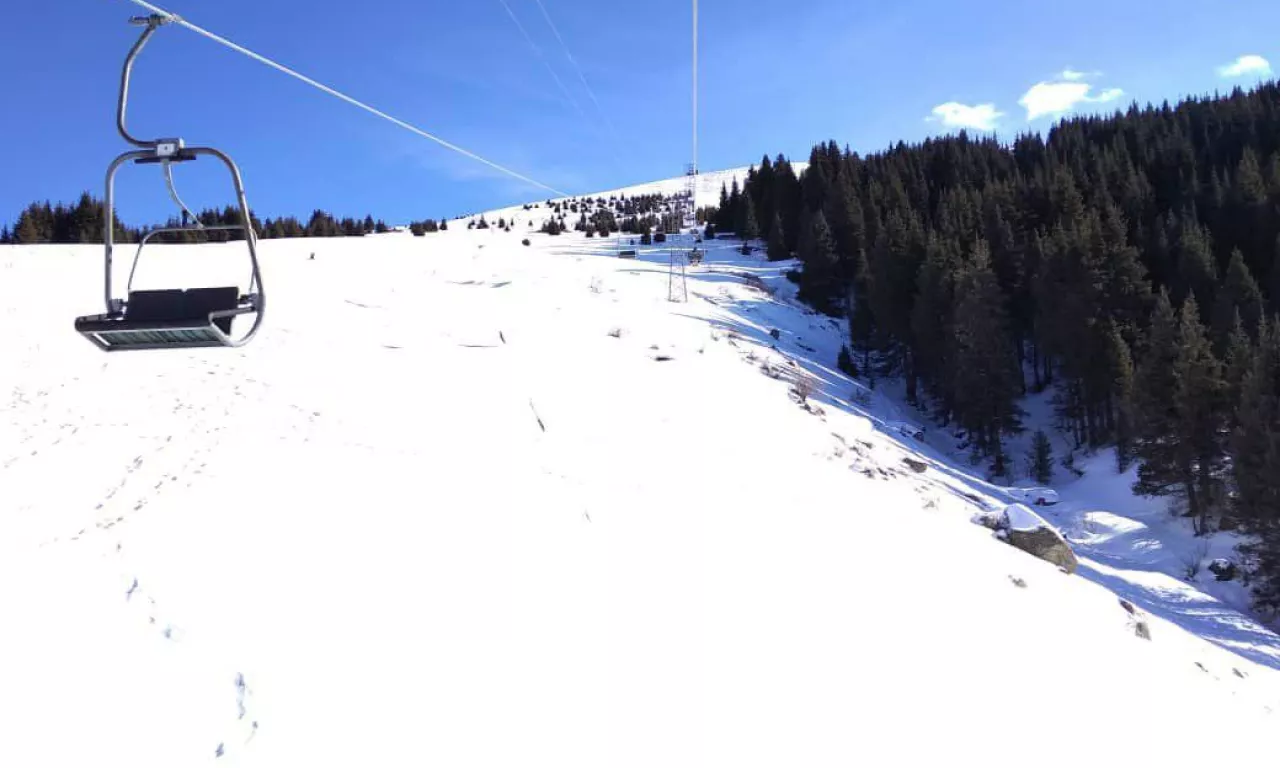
[1,226,1277,767]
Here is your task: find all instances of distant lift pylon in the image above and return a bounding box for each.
[75,14,264,351]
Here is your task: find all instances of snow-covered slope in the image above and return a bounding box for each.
[1,213,1278,766]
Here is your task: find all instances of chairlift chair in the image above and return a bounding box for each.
[75,14,264,351]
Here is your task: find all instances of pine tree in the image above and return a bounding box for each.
[1173,220,1217,311]
[849,247,876,376]
[1107,322,1137,472]
[766,211,787,261]
[1232,316,1279,525]
[911,236,957,419]
[1270,236,1280,315]
[739,195,759,240]
[825,172,866,268]
[1133,291,1182,498]
[797,209,839,313]
[1212,249,1265,351]
[716,183,730,232]
[950,240,1022,463]
[774,157,803,254]
[1223,310,1254,428]
[1029,430,1054,484]
[14,208,41,243]
[1231,317,1280,608]
[1173,299,1227,533]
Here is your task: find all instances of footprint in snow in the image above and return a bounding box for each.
[215,675,259,758]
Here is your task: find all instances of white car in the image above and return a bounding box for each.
[885,421,925,441]
[1009,487,1060,506]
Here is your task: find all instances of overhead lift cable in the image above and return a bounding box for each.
[529,0,624,153]
[495,0,587,120]
[122,0,572,197]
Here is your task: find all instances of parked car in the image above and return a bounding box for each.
[1009,487,1060,506]
[886,420,925,441]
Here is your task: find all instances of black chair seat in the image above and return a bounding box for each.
[75,287,244,351]
[125,287,240,334]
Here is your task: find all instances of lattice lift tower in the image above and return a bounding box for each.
[669,0,698,301]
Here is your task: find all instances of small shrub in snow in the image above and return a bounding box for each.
[1180,540,1211,580]
[522,239,531,247]
[607,327,623,339]
[791,373,816,404]
[838,346,858,377]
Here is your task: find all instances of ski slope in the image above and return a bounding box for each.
[1,212,1278,766]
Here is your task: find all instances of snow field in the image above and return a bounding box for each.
[0,221,1277,766]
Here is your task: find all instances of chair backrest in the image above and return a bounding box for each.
[126,287,240,333]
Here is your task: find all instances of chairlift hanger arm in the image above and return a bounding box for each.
[117,14,181,150]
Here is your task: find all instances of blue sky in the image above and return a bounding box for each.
[3,0,1279,227]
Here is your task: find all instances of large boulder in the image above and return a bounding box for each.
[1003,504,1078,574]
[973,504,1079,574]
[1007,526,1079,574]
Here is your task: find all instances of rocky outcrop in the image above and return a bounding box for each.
[971,503,1079,574]
[1006,525,1078,574]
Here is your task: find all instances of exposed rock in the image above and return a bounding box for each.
[1121,599,1152,640]
[971,509,1005,531]
[1006,526,1079,574]
[769,328,781,340]
[973,505,1079,575]
[1133,620,1151,641]
[903,457,928,474]
[1009,576,1027,588]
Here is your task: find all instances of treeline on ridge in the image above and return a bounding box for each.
[0,194,422,244]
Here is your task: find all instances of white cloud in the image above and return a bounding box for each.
[1019,79,1126,120]
[927,102,1003,131]
[1061,69,1088,81]
[1218,54,1272,78]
